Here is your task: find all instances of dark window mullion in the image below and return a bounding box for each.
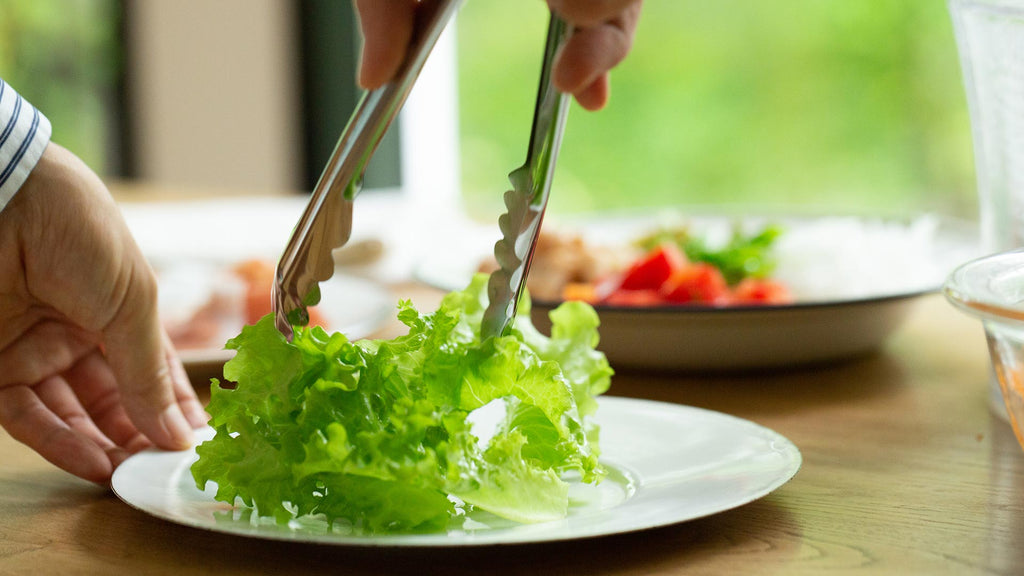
[296,0,402,192]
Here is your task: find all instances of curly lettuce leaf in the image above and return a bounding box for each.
[191,273,611,533]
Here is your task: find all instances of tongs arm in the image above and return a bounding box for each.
[481,12,572,339]
[273,0,463,339]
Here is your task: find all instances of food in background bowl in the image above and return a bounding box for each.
[478,223,792,308]
[423,213,976,371]
[476,231,633,302]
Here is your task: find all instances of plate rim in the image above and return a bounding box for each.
[530,286,933,315]
[111,396,802,547]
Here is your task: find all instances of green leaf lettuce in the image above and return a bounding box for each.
[191,273,612,533]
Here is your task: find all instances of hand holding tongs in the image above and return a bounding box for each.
[273,0,462,339]
[481,12,572,339]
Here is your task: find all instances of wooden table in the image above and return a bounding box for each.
[2,289,1021,575]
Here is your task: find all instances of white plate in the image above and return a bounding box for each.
[417,212,978,371]
[111,396,801,547]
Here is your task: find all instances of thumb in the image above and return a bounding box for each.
[103,259,195,451]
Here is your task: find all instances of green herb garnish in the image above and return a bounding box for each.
[637,223,783,285]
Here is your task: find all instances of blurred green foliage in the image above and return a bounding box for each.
[0,0,121,174]
[0,0,976,217]
[456,1,976,220]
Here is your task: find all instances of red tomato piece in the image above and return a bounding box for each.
[660,263,729,305]
[731,278,793,305]
[616,243,688,291]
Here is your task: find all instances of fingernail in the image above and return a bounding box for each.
[160,405,195,449]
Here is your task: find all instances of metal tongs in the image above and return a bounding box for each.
[273,0,462,339]
[481,12,572,339]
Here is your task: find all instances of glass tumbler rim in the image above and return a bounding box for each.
[945,248,1024,325]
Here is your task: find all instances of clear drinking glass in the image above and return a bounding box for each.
[950,0,1024,253]
[949,0,1024,419]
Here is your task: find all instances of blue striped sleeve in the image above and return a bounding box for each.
[0,79,52,214]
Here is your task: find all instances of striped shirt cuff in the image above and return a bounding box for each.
[0,79,52,214]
